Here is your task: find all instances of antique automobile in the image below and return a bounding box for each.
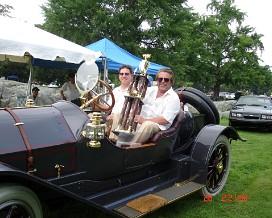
[0,61,244,218]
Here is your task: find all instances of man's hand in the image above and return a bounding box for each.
[134,115,145,124]
[106,114,114,121]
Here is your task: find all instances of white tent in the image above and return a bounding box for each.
[0,17,101,97]
[0,17,101,64]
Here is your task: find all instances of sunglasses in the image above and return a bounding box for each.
[119,73,130,76]
[157,77,171,83]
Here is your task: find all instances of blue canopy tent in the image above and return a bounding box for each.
[85,38,167,76]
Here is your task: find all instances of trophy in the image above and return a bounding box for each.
[113,54,151,137]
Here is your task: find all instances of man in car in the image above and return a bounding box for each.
[110,68,180,144]
[131,68,180,143]
[106,65,133,138]
[106,65,133,121]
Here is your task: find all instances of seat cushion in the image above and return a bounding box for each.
[148,110,185,143]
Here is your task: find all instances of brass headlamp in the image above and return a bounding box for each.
[86,112,105,148]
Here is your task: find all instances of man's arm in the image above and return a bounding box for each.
[135,115,168,125]
[60,90,66,100]
[60,83,67,100]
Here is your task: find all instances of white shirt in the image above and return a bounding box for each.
[141,86,180,130]
[60,81,80,101]
[108,86,129,114]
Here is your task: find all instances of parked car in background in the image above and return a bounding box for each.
[229,95,272,130]
[226,93,235,100]
[219,92,229,100]
[218,92,235,100]
[48,81,59,88]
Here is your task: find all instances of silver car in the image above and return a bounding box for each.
[229,95,272,130]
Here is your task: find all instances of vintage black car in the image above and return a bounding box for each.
[229,95,272,130]
[0,62,244,218]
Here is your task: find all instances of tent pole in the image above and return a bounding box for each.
[103,57,108,100]
[103,57,108,81]
[26,58,33,96]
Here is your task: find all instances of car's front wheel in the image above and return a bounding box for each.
[0,184,43,218]
[200,135,231,196]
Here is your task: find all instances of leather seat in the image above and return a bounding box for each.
[148,110,185,143]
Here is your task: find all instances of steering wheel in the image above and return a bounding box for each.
[76,61,115,112]
[90,79,115,112]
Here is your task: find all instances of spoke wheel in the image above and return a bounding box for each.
[201,135,231,196]
[0,200,35,218]
[0,184,43,218]
[89,79,115,112]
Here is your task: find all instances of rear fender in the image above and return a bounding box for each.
[190,125,244,184]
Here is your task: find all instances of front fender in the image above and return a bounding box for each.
[0,161,53,187]
[0,162,71,202]
[190,124,244,184]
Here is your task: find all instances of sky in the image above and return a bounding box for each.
[1,0,271,67]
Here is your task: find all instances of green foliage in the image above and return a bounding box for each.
[0,3,14,17]
[41,0,195,78]
[32,67,69,86]
[1,0,272,95]
[187,0,269,96]
[41,0,271,95]
[0,61,29,82]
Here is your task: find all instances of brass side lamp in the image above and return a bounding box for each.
[86,112,106,148]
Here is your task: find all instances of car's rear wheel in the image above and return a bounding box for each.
[200,135,231,196]
[0,184,43,218]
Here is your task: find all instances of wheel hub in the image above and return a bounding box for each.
[217,162,223,173]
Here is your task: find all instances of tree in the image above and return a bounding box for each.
[186,0,270,97]
[0,4,14,17]
[41,0,196,82]
[0,60,29,83]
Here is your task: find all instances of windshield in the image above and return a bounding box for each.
[236,96,272,107]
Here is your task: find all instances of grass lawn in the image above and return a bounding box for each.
[44,118,272,218]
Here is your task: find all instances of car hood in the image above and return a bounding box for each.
[231,105,272,114]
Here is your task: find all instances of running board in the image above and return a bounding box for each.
[114,181,205,218]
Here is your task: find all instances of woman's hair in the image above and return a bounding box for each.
[118,65,133,74]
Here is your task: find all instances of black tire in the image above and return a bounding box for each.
[200,135,231,196]
[184,87,220,124]
[181,91,217,124]
[0,184,43,218]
